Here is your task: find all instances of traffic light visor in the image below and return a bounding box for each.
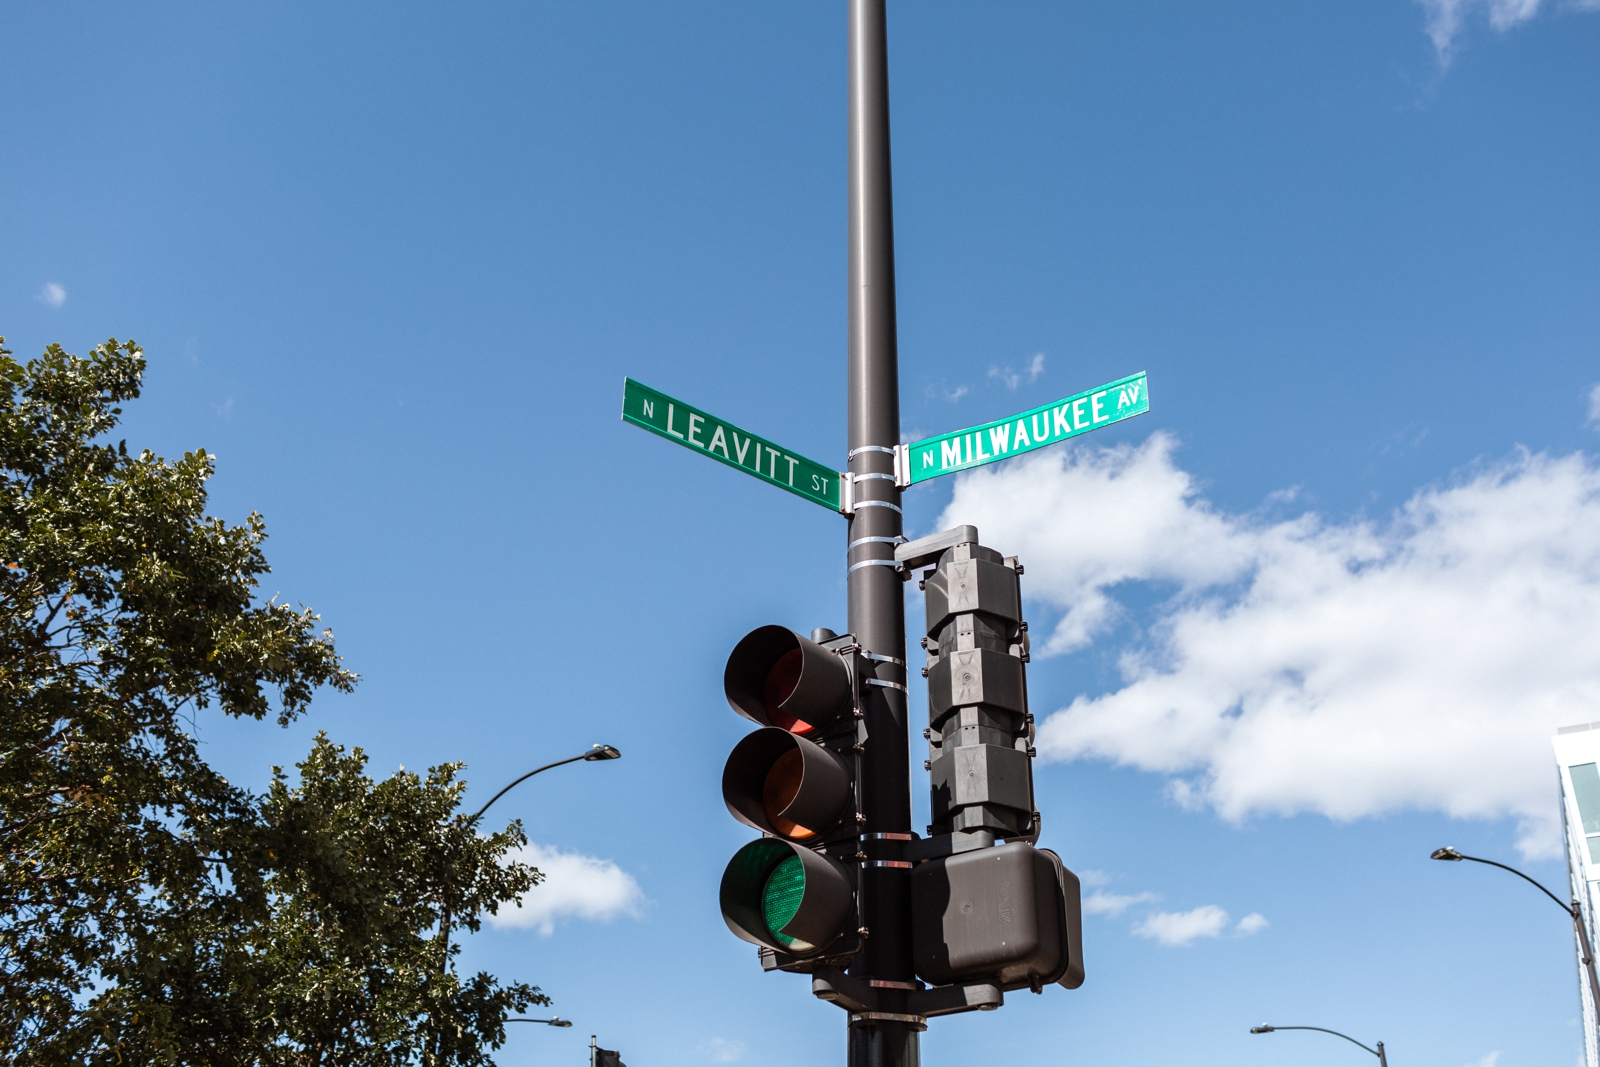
[723,727,853,841]
[725,626,853,735]
[720,838,855,956]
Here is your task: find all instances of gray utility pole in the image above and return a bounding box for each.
[845,2,918,1066]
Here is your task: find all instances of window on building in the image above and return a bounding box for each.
[1570,763,1600,864]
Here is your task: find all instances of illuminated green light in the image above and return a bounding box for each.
[761,854,813,951]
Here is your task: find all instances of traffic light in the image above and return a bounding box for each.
[713,535,1083,1011]
[901,527,1084,995]
[719,626,862,970]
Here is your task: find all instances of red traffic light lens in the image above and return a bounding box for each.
[763,649,811,733]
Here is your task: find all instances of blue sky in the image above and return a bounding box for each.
[3,2,1598,1065]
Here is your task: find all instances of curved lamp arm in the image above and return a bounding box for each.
[468,744,621,824]
[1252,1025,1385,1064]
[1431,845,1600,1015]
[1430,847,1570,914]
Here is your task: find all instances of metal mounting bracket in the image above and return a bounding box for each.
[811,967,1004,1018]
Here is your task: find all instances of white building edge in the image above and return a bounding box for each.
[1552,723,1600,1067]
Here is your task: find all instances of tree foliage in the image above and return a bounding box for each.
[0,338,543,1065]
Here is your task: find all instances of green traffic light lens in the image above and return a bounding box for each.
[761,854,814,952]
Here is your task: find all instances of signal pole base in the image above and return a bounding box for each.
[850,1021,921,1067]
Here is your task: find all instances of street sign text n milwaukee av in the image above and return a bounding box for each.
[904,371,1148,485]
[622,378,842,511]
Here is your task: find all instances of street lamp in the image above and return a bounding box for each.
[436,744,624,971]
[1250,1024,1388,1067]
[431,748,618,1061]
[1430,845,1600,1007]
[469,743,623,823]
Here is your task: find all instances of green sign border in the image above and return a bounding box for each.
[622,378,842,511]
[906,371,1149,484]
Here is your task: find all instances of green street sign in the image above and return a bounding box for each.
[622,378,842,512]
[905,371,1149,484]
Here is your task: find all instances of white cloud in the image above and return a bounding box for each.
[1078,868,1111,887]
[1235,912,1269,935]
[988,353,1047,391]
[699,1038,746,1063]
[1083,890,1159,917]
[1464,1053,1500,1067]
[36,282,65,308]
[1587,383,1600,425]
[488,843,643,935]
[940,433,1252,656]
[938,433,1600,858]
[1417,0,1594,66]
[1134,905,1231,946]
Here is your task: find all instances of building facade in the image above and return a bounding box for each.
[1553,723,1600,1067]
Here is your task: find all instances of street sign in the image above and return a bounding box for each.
[904,371,1148,485]
[621,378,842,512]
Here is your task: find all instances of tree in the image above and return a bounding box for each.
[0,337,544,1066]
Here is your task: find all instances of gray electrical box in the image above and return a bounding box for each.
[910,841,1083,991]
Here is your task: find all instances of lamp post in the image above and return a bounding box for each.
[1250,1024,1388,1067]
[432,741,624,1057]
[509,1017,574,1028]
[1430,845,1600,1008]
[468,743,622,823]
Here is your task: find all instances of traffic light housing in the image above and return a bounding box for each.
[723,727,853,841]
[720,837,856,957]
[724,625,855,736]
[719,626,862,969]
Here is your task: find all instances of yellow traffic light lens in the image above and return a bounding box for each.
[761,854,813,952]
[762,748,816,840]
[763,649,815,734]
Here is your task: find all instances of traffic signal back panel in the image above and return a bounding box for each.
[910,842,1083,992]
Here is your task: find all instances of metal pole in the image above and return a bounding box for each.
[846,2,915,1066]
[1574,898,1600,1013]
[1377,1041,1387,1067]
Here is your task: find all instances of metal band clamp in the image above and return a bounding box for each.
[850,1012,927,1030]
